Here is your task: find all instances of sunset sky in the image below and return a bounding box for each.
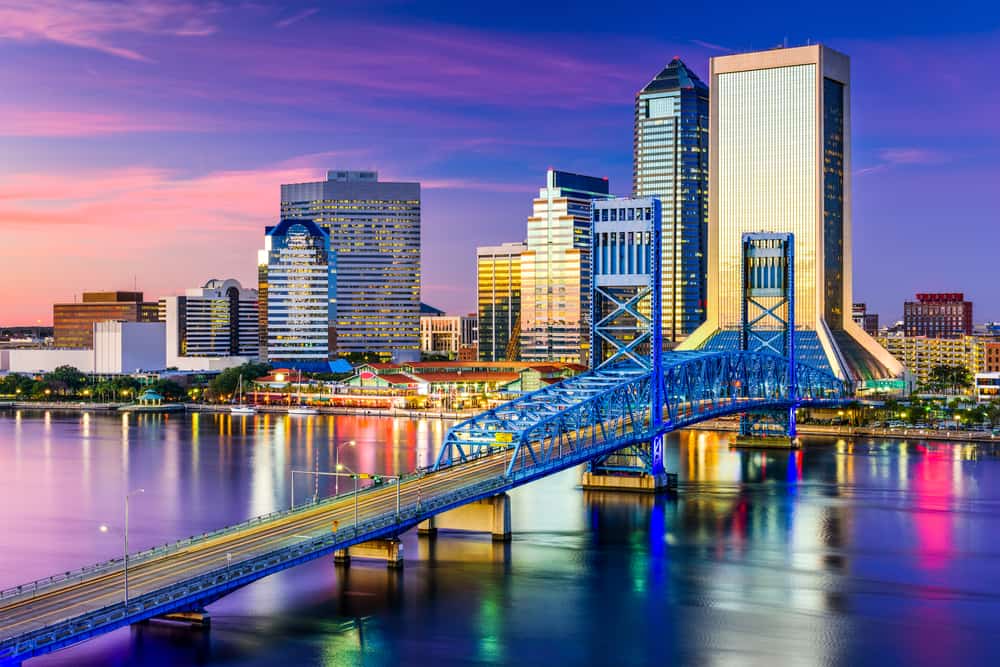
[1,1,998,326]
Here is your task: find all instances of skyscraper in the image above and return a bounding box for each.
[520,169,610,364]
[634,58,709,345]
[280,170,421,362]
[477,242,525,361]
[679,45,901,384]
[260,219,334,369]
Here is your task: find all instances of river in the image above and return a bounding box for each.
[2,410,999,666]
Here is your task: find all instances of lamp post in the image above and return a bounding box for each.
[334,440,356,495]
[337,463,359,528]
[124,488,144,604]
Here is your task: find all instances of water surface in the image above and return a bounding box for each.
[2,410,999,666]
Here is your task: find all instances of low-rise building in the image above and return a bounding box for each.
[878,334,984,390]
[4,321,165,374]
[975,372,1000,403]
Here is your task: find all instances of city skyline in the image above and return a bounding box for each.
[1,2,998,325]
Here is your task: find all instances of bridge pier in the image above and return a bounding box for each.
[580,471,676,493]
[417,493,511,542]
[335,537,404,569]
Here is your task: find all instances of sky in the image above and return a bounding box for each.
[1,0,998,326]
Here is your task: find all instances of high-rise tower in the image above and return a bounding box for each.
[679,45,901,384]
[520,169,610,364]
[634,58,709,346]
[280,170,421,362]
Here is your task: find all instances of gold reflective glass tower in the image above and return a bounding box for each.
[680,44,901,384]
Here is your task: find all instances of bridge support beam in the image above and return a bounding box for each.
[581,471,676,493]
[417,493,511,542]
[155,609,211,627]
[335,537,404,569]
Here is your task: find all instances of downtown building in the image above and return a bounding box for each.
[679,45,902,385]
[903,292,972,338]
[520,170,610,364]
[633,57,709,345]
[53,292,158,348]
[279,170,421,362]
[259,219,334,370]
[477,242,526,361]
[159,279,259,371]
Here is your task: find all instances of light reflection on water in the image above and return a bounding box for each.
[2,411,1000,666]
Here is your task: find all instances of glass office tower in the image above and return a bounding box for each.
[260,219,335,370]
[477,242,525,361]
[280,171,421,362]
[679,45,901,384]
[520,169,610,364]
[634,58,709,345]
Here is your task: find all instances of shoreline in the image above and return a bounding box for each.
[0,401,473,420]
[4,402,1000,443]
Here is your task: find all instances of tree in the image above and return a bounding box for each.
[150,379,186,401]
[207,362,271,401]
[928,365,973,394]
[44,365,88,394]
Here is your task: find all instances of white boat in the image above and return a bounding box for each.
[230,374,257,415]
[287,370,317,415]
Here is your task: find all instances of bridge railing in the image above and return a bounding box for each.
[1,473,511,657]
[0,469,426,604]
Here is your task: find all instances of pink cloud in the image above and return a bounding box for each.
[0,0,218,62]
[0,106,225,137]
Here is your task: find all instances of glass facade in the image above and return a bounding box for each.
[477,243,525,361]
[634,59,709,344]
[160,279,259,359]
[520,170,609,364]
[262,219,335,367]
[823,77,845,329]
[717,63,818,329]
[280,171,421,362]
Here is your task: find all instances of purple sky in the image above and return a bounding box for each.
[1,1,998,325]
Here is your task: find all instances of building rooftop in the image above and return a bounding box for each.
[640,57,708,94]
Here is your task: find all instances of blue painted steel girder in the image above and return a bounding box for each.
[433,350,847,477]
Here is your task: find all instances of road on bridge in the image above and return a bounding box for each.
[0,452,510,642]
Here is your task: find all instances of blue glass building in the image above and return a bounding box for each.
[633,58,709,346]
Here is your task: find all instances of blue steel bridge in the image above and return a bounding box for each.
[0,350,846,666]
[0,206,850,665]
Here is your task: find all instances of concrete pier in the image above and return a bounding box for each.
[730,435,799,449]
[580,471,676,493]
[335,538,404,568]
[417,493,511,542]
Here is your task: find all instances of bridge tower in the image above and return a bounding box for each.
[582,196,672,492]
[736,232,799,444]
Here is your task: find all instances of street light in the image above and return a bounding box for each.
[124,488,144,604]
[337,463,360,528]
[334,440,356,495]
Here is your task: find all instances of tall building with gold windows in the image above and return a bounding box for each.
[280,170,420,362]
[679,45,901,385]
[520,169,610,364]
[477,242,525,361]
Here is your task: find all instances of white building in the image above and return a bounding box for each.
[160,278,259,371]
[4,321,165,374]
[975,372,1000,403]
